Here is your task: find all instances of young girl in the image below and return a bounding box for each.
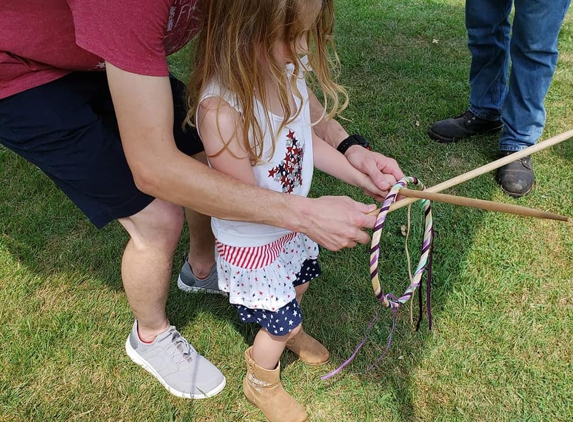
[187,1,384,421]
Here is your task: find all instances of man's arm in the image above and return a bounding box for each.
[105,63,377,250]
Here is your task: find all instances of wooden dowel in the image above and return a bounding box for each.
[389,129,573,212]
[395,189,570,222]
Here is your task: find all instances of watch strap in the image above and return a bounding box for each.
[336,134,370,154]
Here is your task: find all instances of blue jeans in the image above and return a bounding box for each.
[466,0,571,152]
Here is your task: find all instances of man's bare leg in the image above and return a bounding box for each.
[119,197,226,398]
[118,198,183,340]
[183,151,216,279]
[184,207,215,279]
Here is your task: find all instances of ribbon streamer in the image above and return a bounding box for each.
[370,177,433,308]
[322,177,434,380]
[323,130,573,380]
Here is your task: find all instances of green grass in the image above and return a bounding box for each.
[2,1,572,421]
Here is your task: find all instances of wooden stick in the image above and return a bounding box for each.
[389,129,573,212]
[389,189,570,222]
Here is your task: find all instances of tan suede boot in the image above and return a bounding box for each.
[286,329,329,365]
[243,347,307,422]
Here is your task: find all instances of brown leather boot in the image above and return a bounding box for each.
[243,347,307,422]
[286,329,329,365]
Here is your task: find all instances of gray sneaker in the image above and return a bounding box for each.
[125,321,226,399]
[177,259,227,296]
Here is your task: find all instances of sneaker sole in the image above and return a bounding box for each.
[428,125,503,143]
[125,339,226,399]
[177,276,229,296]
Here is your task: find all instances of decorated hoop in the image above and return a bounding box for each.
[320,128,573,380]
[322,177,434,380]
[370,176,433,309]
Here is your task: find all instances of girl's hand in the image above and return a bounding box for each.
[344,146,405,198]
[352,172,389,203]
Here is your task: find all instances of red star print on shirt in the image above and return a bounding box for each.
[268,130,304,193]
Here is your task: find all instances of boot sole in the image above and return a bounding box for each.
[497,181,534,198]
[294,357,329,366]
[428,125,503,143]
[286,348,330,366]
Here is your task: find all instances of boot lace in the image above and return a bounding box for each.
[458,110,476,123]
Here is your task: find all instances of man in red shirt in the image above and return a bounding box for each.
[1,0,404,399]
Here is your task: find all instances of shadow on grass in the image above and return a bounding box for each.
[302,1,508,420]
[0,145,258,346]
[552,136,573,161]
[0,0,549,420]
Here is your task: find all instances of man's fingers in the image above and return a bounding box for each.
[354,228,371,245]
[357,202,377,215]
[300,197,377,251]
[362,159,390,191]
[349,148,403,192]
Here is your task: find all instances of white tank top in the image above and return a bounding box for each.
[198,64,314,247]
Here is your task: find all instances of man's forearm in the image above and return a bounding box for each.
[105,64,377,250]
[140,148,307,232]
[136,149,377,252]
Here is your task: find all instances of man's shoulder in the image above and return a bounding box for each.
[71,0,200,76]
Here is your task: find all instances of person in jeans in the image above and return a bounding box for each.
[0,0,404,401]
[428,0,571,197]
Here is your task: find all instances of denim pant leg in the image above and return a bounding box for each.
[500,0,571,151]
[466,0,513,121]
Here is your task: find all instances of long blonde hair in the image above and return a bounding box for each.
[186,0,348,163]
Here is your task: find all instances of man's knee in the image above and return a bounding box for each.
[119,199,184,250]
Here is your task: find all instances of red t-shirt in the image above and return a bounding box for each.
[0,0,200,99]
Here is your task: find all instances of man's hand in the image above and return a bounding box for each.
[290,195,377,251]
[344,146,405,201]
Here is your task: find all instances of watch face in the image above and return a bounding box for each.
[353,135,369,147]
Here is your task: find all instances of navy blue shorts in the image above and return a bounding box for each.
[234,258,321,336]
[0,72,204,228]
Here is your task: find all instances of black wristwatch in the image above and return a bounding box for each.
[336,134,370,155]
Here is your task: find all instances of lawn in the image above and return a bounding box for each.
[1,1,572,421]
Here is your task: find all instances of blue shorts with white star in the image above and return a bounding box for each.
[233,258,320,336]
